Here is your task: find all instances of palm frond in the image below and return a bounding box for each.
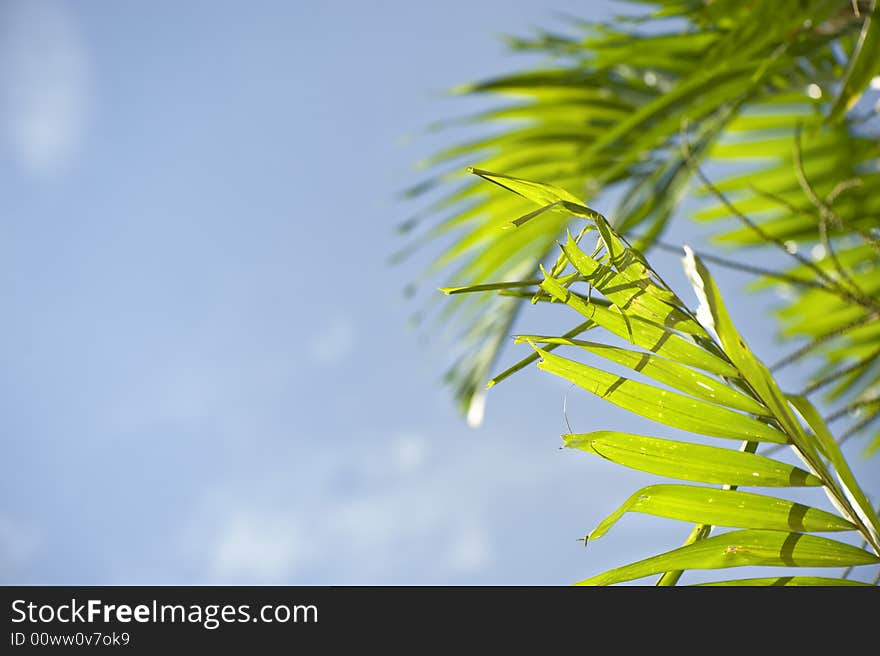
[451,168,880,585]
[406,0,877,424]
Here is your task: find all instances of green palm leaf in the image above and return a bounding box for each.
[423,0,880,585]
[588,484,855,539]
[694,576,873,586]
[535,346,788,443]
[407,1,878,428]
[440,181,879,584]
[577,530,879,586]
[563,432,822,487]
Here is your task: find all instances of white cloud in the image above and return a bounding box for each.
[188,428,561,583]
[0,515,39,574]
[446,526,492,573]
[392,432,428,474]
[209,514,307,582]
[0,0,89,175]
[307,316,355,366]
[182,420,642,584]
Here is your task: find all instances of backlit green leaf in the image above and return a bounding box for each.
[789,394,880,546]
[535,347,788,442]
[577,530,880,586]
[682,248,825,460]
[693,577,873,586]
[539,271,738,377]
[467,167,597,218]
[519,336,768,415]
[563,432,820,487]
[589,484,855,539]
[559,234,707,336]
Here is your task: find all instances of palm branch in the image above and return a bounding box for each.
[446,168,879,584]
[404,0,880,456]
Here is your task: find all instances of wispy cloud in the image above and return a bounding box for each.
[0,515,39,577]
[209,514,308,581]
[446,525,492,573]
[185,428,567,584]
[391,432,428,474]
[0,0,89,175]
[307,316,356,366]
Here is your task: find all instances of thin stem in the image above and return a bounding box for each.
[826,178,863,204]
[792,128,871,301]
[651,240,828,290]
[486,320,593,389]
[441,278,548,294]
[748,184,803,216]
[819,214,858,295]
[769,311,877,372]
[749,180,875,306]
[836,410,880,447]
[683,143,842,293]
[793,129,880,257]
[801,346,880,396]
[685,132,879,314]
[498,289,607,305]
[825,397,880,424]
[655,524,712,587]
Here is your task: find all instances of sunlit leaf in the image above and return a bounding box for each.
[577,530,880,586]
[559,233,707,336]
[693,577,873,587]
[419,0,880,586]
[790,394,880,544]
[535,347,788,442]
[520,336,768,415]
[467,167,597,218]
[588,484,855,539]
[682,248,824,459]
[409,0,880,430]
[539,271,738,377]
[563,432,821,487]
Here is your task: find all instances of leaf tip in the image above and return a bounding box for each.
[466,391,486,428]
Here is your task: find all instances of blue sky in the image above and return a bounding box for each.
[1,0,877,585]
